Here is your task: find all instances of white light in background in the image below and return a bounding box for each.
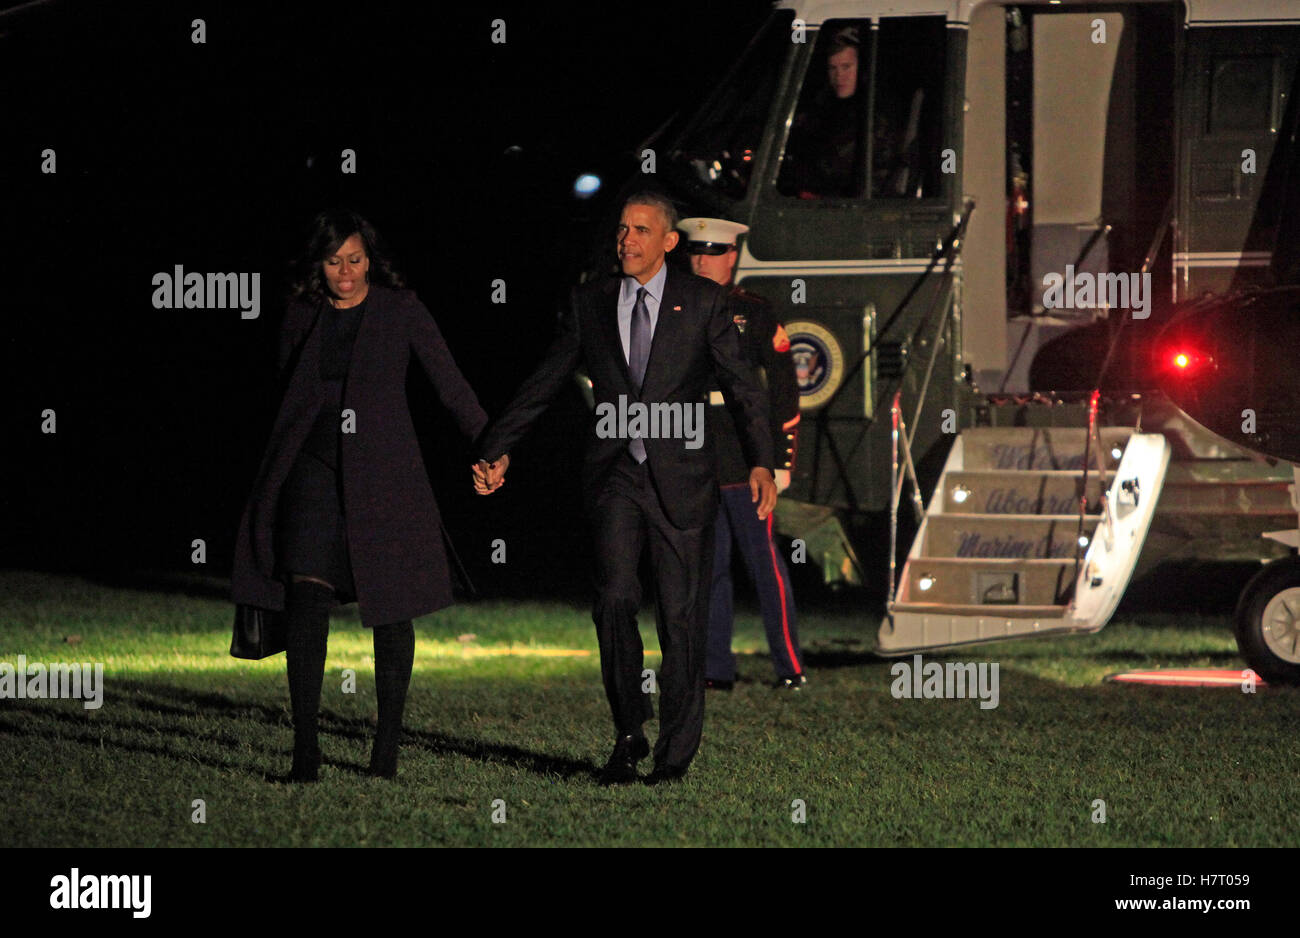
[573,174,601,199]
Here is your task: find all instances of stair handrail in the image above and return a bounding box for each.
[1073,391,1118,596]
[1072,393,1095,596]
[889,390,926,607]
[1091,406,1117,553]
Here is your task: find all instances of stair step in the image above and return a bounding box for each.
[900,557,1077,605]
[889,602,1069,619]
[881,426,1172,653]
[959,427,1133,471]
[922,514,1098,559]
[941,470,1106,515]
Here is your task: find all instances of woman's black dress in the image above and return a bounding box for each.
[274,297,366,596]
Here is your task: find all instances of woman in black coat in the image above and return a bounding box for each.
[231,209,488,781]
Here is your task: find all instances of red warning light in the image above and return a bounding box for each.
[1162,346,1214,376]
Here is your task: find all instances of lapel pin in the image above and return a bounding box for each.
[673,305,682,311]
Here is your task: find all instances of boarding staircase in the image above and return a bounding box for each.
[877,392,1171,654]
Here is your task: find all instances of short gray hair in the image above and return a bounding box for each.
[624,191,680,233]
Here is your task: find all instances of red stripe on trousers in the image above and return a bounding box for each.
[765,512,800,675]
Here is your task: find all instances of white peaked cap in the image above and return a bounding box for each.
[677,217,750,254]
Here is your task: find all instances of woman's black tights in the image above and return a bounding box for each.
[284,578,414,781]
[369,618,414,778]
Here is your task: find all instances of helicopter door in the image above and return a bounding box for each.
[971,5,1178,393]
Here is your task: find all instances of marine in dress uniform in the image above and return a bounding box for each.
[678,217,806,690]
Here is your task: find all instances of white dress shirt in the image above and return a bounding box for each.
[616,262,668,365]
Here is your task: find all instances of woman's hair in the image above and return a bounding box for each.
[289,208,405,300]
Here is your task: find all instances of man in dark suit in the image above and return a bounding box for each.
[474,192,777,784]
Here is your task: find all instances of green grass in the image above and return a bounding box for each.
[1,569,1295,847]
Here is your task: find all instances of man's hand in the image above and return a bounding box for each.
[472,454,510,495]
[749,467,778,520]
[774,469,791,493]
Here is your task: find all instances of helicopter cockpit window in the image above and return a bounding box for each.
[777,20,872,199]
[873,16,947,199]
[777,16,947,200]
[666,10,794,202]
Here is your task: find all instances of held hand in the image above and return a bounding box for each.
[749,467,778,521]
[472,454,510,495]
[774,469,791,494]
[472,460,500,495]
[472,461,491,494]
[489,454,510,489]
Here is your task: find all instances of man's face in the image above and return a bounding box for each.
[828,46,858,99]
[617,202,679,284]
[690,247,738,286]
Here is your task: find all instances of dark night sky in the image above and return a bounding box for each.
[2,0,775,596]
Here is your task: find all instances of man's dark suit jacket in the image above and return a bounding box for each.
[479,264,774,529]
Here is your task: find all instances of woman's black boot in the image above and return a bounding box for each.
[285,579,333,781]
[370,619,414,778]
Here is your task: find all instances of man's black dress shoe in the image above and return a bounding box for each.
[705,678,734,691]
[599,734,649,785]
[644,764,688,786]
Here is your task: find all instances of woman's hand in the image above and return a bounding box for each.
[472,455,510,494]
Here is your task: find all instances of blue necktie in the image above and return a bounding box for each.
[628,286,650,463]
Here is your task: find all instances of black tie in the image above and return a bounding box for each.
[628,286,650,463]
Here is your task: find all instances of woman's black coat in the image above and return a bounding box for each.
[231,285,487,627]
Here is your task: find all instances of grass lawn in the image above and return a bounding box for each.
[1,569,1295,847]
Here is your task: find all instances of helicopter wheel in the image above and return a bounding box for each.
[1234,555,1300,685]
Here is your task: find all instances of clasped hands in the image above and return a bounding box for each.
[472,455,509,494]
[471,454,779,520]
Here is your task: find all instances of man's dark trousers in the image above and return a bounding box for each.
[594,451,715,771]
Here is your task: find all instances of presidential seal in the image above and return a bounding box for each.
[785,320,843,410]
